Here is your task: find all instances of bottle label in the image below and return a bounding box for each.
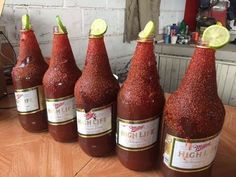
[163,133,220,172]
[46,95,76,125]
[117,116,159,151]
[15,85,46,114]
[76,103,113,138]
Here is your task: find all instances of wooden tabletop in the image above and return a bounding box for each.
[0,93,236,177]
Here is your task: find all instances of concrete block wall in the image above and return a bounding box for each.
[159,0,186,34]
[0,0,186,77]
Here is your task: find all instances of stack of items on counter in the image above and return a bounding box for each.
[11,14,230,177]
[163,21,198,45]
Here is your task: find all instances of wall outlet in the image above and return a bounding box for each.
[0,25,6,35]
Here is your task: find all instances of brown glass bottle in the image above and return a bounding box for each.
[43,32,81,142]
[74,35,119,156]
[117,39,165,171]
[12,29,48,132]
[162,46,225,177]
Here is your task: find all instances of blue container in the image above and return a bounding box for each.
[164,34,170,44]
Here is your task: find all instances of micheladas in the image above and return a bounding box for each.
[12,15,48,132]
[74,19,119,156]
[43,16,81,142]
[116,21,165,171]
[162,25,229,177]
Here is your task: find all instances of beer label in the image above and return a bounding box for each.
[15,85,46,114]
[163,133,220,172]
[117,116,159,151]
[77,103,113,138]
[46,95,76,125]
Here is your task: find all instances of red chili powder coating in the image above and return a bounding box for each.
[162,46,225,177]
[43,33,81,142]
[117,40,165,171]
[74,36,119,156]
[12,30,48,132]
[164,47,225,138]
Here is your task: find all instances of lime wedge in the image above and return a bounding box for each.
[90,19,107,36]
[22,14,31,30]
[202,25,230,49]
[138,21,155,39]
[56,16,67,34]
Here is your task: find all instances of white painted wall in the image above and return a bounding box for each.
[0,0,186,73]
[159,0,186,34]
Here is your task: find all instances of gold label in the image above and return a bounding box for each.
[163,133,220,173]
[15,85,46,115]
[77,103,113,138]
[46,95,76,126]
[117,116,159,152]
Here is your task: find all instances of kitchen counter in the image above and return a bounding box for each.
[0,94,236,177]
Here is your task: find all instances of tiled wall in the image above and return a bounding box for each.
[0,0,186,75]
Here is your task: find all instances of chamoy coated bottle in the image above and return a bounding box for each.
[162,45,225,177]
[43,17,82,142]
[117,21,165,171]
[74,19,119,156]
[12,15,48,132]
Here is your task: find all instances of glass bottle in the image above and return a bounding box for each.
[43,27,81,142]
[117,38,165,171]
[74,35,119,156]
[162,45,225,177]
[12,29,48,132]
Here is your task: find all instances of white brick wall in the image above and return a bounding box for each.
[1,0,186,71]
[159,0,186,34]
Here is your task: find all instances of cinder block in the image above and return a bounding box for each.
[106,0,125,9]
[82,8,122,36]
[28,7,82,42]
[5,0,63,6]
[64,0,106,8]
[104,35,136,59]
[160,0,186,11]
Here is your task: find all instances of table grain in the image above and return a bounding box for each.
[0,94,235,177]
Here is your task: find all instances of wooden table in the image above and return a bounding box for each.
[0,93,236,177]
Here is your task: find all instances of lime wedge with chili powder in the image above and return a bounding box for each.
[138,21,155,39]
[202,25,230,49]
[22,14,32,30]
[90,19,107,36]
[56,15,67,34]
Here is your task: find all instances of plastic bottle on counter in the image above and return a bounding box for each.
[74,19,119,156]
[43,16,82,142]
[162,43,225,177]
[12,14,48,132]
[117,21,165,171]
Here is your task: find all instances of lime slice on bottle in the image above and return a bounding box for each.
[56,15,67,34]
[22,14,32,30]
[202,25,230,49]
[90,19,107,36]
[138,21,155,39]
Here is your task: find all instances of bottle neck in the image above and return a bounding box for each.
[126,40,159,83]
[50,33,76,66]
[83,36,113,77]
[180,46,217,95]
[18,30,44,63]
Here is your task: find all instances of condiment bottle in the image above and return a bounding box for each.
[43,16,81,142]
[117,21,165,171]
[162,44,225,177]
[74,19,119,156]
[12,14,48,132]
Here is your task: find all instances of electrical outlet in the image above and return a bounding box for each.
[0,25,6,35]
